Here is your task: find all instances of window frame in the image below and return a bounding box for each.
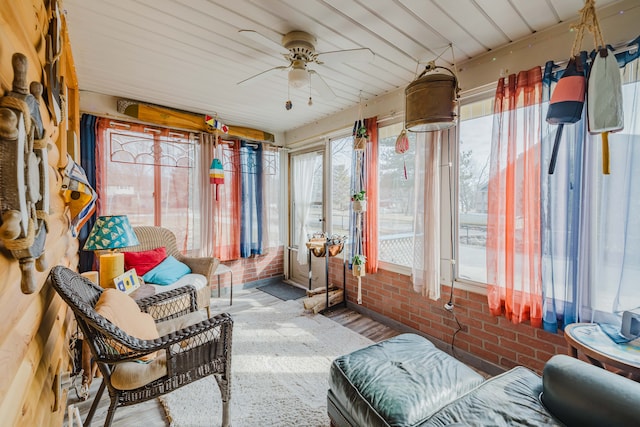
[451,89,496,293]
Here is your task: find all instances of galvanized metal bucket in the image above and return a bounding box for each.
[405,66,459,132]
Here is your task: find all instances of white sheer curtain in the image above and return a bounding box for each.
[262,147,282,250]
[194,133,216,257]
[293,152,319,265]
[412,132,441,300]
[579,56,640,324]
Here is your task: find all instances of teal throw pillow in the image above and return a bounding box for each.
[142,255,191,285]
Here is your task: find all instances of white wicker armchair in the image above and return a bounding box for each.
[127,226,218,316]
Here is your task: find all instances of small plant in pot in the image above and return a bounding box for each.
[351,254,366,277]
[354,126,368,151]
[351,190,367,212]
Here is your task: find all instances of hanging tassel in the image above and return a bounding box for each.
[357,276,362,304]
[548,124,564,174]
[403,157,407,180]
[602,131,610,175]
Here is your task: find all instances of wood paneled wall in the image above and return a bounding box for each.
[0,1,79,426]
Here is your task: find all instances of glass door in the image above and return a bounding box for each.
[289,150,325,288]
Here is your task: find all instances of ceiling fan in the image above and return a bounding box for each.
[237,29,374,104]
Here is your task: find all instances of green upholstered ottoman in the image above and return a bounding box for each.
[327,333,485,427]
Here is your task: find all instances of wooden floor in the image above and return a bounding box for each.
[64,286,401,426]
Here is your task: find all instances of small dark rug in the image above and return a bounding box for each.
[257,282,307,301]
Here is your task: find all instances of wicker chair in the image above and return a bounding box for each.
[128,226,220,316]
[49,266,233,427]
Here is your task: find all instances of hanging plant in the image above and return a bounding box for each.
[351,190,367,212]
[354,125,368,151]
[351,254,367,277]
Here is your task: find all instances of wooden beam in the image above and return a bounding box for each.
[120,101,275,143]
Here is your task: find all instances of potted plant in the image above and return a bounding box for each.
[351,190,367,212]
[352,254,366,277]
[354,125,368,150]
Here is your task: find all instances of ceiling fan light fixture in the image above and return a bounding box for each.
[288,68,308,88]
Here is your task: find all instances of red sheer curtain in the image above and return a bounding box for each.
[486,67,543,327]
[364,117,379,273]
[214,140,241,261]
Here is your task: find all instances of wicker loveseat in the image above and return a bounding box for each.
[127,226,219,316]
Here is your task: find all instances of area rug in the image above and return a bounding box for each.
[257,281,307,301]
[159,299,374,426]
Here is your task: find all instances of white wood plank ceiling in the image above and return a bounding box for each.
[63,0,620,136]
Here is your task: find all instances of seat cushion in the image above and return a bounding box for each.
[111,353,167,390]
[419,367,560,427]
[156,310,207,336]
[149,273,209,311]
[148,273,207,294]
[329,333,485,427]
[111,310,207,391]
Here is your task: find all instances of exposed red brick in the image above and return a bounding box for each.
[484,342,517,361]
[517,354,545,374]
[499,357,519,370]
[498,338,536,357]
[483,323,517,341]
[465,327,500,344]
[458,332,483,349]
[535,350,557,364]
[468,344,500,364]
[517,334,557,355]
[536,329,567,347]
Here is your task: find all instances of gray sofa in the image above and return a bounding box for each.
[328,333,640,427]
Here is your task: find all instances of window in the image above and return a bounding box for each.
[457,97,493,284]
[99,123,197,251]
[377,122,416,267]
[454,56,640,327]
[330,136,352,238]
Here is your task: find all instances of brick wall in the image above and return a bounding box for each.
[216,245,284,289]
[328,257,567,374]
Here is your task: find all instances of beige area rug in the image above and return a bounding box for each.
[159,299,374,426]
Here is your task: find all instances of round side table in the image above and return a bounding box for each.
[564,323,640,378]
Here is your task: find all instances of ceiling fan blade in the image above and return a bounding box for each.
[237,65,288,86]
[309,70,336,99]
[317,48,375,64]
[238,30,289,54]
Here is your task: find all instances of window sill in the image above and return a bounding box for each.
[451,278,487,296]
[378,261,412,276]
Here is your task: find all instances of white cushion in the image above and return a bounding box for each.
[149,273,207,294]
